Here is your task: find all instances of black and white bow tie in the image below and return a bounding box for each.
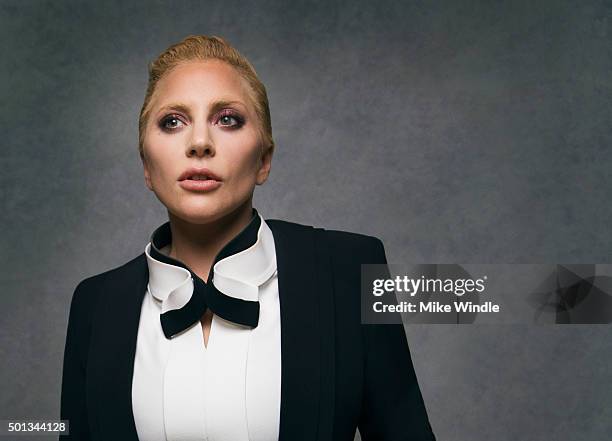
[148,209,262,339]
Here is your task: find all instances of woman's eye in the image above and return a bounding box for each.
[160,115,184,131]
[217,111,244,128]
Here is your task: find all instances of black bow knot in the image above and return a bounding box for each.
[148,209,262,339]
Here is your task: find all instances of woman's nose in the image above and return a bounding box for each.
[186,121,215,157]
[188,142,215,157]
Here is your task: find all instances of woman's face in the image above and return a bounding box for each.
[141,59,272,224]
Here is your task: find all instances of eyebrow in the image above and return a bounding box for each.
[156,100,246,117]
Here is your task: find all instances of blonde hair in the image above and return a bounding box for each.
[138,35,274,161]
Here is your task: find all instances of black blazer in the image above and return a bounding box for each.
[60,218,436,441]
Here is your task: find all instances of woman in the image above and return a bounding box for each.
[59,35,436,441]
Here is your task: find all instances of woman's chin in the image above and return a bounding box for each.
[168,202,230,225]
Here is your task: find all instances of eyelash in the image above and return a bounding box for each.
[158,110,245,132]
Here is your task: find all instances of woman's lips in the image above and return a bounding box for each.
[178,167,222,182]
[178,179,222,192]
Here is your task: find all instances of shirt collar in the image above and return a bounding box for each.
[144,208,277,306]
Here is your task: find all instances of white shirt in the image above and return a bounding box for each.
[132,214,282,441]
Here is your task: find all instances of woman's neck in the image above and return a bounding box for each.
[166,200,254,281]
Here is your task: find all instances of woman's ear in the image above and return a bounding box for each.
[256,144,274,185]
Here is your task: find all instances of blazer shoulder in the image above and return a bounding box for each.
[322,228,386,264]
[265,217,385,264]
[323,227,383,250]
[265,217,314,235]
[70,253,147,308]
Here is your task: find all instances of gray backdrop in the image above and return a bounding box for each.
[2,1,611,440]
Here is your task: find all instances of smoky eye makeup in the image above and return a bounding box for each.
[215,109,245,128]
[158,114,185,131]
[156,108,246,132]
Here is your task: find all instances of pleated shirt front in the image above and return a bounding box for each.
[131,213,282,441]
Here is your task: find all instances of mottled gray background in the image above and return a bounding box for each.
[2,0,611,440]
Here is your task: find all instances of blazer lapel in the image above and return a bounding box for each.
[87,254,147,441]
[267,220,336,441]
[313,225,336,440]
